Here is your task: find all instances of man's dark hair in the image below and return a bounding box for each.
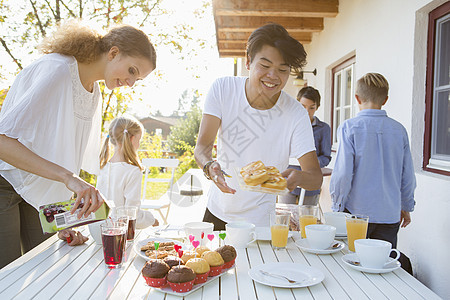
[246,23,307,74]
[297,86,321,107]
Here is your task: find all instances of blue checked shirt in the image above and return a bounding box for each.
[330,109,416,224]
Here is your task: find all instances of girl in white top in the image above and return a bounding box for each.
[97,116,158,228]
[0,21,156,268]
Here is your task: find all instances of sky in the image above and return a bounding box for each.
[0,0,235,117]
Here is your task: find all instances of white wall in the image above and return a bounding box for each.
[238,0,450,298]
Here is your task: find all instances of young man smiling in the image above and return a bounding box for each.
[194,23,322,230]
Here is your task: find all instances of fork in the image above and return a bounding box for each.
[259,270,301,284]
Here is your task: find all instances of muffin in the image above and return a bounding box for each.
[167,265,196,292]
[201,251,224,276]
[185,258,210,284]
[216,245,237,269]
[141,259,170,287]
[181,250,198,263]
[164,255,184,269]
[195,245,210,256]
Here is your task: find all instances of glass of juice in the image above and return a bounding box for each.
[101,219,128,268]
[345,214,369,252]
[298,205,319,238]
[270,211,290,250]
[116,206,138,241]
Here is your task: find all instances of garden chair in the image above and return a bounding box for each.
[140,158,179,224]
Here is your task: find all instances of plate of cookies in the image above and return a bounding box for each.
[134,238,185,261]
[235,161,289,195]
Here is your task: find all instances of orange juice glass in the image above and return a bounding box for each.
[298,205,319,238]
[345,214,369,252]
[270,212,290,249]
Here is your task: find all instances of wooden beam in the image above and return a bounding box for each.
[217,31,312,43]
[219,51,246,58]
[215,16,323,33]
[213,0,339,18]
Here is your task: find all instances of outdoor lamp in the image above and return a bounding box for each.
[293,68,317,86]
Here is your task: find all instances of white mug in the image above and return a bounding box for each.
[88,220,106,245]
[184,222,214,244]
[226,222,257,248]
[305,224,336,250]
[323,212,350,235]
[355,239,401,269]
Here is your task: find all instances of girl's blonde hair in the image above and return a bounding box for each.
[39,20,156,66]
[100,116,144,170]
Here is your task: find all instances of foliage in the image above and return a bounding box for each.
[0,88,7,110]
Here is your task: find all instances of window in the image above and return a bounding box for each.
[331,56,357,145]
[424,2,450,175]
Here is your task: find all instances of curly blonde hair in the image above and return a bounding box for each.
[39,20,156,66]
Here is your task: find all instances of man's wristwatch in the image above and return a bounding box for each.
[203,160,215,180]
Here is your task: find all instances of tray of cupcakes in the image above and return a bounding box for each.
[139,235,237,296]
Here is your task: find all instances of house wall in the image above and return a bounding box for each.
[238,0,449,298]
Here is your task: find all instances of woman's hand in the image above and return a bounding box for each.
[58,229,88,245]
[65,174,104,219]
[209,162,236,194]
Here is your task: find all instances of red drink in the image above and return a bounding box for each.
[127,219,136,240]
[102,229,126,268]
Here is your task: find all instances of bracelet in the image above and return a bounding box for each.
[203,160,215,180]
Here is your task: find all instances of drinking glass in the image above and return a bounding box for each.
[270,212,290,250]
[345,214,369,252]
[115,206,138,241]
[101,218,128,268]
[298,205,319,238]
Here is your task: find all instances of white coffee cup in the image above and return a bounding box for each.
[226,222,257,248]
[184,222,214,244]
[305,224,336,250]
[88,220,106,245]
[323,212,350,235]
[355,239,401,269]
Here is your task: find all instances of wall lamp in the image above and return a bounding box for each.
[293,68,317,86]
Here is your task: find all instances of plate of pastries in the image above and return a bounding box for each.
[236,161,289,195]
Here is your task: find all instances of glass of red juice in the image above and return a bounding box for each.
[116,206,138,241]
[101,219,128,268]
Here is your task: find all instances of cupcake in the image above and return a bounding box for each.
[216,245,237,269]
[142,259,170,288]
[185,258,210,284]
[164,255,184,269]
[195,245,210,256]
[181,250,198,263]
[201,251,224,276]
[167,265,196,293]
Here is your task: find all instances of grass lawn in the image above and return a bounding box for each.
[141,171,183,200]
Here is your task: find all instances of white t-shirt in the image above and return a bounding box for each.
[96,162,156,229]
[203,76,315,226]
[0,53,102,209]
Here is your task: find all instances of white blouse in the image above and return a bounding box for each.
[96,162,156,229]
[0,53,102,209]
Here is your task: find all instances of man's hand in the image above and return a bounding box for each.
[58,229,88,245]
[209,162,236,194]
[400,210,411,228]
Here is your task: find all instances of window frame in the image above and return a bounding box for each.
[423,1,450,176]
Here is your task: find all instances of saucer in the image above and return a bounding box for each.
[295,239,345,254]
[341,253,401,273]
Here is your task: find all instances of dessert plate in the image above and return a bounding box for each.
[234,168,289,196]
[134,237,184,261]
[255,227,293,241]
[295,239,345,254]
[248,262,324,288]
[341,253,401,273]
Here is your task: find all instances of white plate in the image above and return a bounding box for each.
[134,237,185,261]
[152,266,235,296]
[234,168,289,196]
[295,239,345,254]
[255,227,293,241]
[248,262,324,288]
[341,253,401,273]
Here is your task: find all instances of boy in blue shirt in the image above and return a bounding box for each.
[330,73,416,274]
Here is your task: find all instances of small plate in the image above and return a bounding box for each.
[234,168,289,196]
[341,253,401,273]
[134,237,185,261]
[248,262,324,288]
[295,239,345,254]
[255,227,293,241]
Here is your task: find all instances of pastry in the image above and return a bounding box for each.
[167,265,196,293]
[141,259,170,288]
[195,245,210,256]
[201,250,224,276]
[261,175,287,190]
[181,250,198,263]
[164,255,184,269]
[185,258,210,284]
[242,168,270,186]
[215,245,237,269]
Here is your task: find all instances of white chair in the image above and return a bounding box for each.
[140,158,179,225]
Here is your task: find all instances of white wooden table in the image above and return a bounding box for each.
[0,226,441,299]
